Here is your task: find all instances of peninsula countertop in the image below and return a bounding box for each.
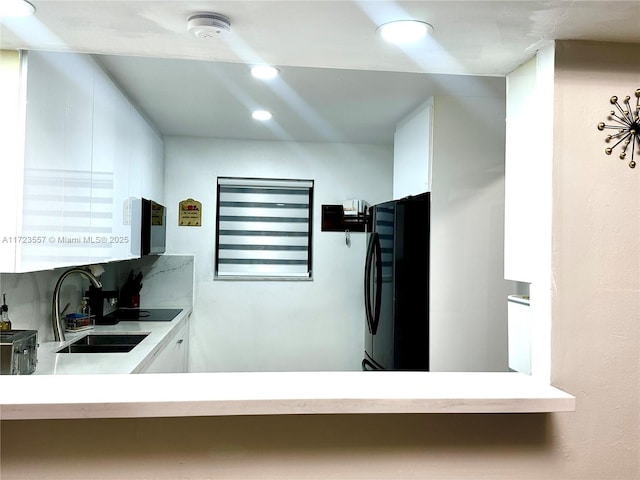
[2,305,575,420]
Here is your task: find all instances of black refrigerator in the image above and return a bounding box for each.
[362,192,430,371]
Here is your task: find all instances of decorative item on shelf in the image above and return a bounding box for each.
[179,198,202,226]
[597,89,640,169]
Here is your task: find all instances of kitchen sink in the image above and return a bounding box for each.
[102,308,182,323]
[56,333,149,353]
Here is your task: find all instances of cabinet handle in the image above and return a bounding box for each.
[176,339,184,344]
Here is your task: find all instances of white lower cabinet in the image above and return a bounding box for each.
[507,295,531,375]
[140,319,189,374]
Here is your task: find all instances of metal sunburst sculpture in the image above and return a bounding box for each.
[597,89,640,169]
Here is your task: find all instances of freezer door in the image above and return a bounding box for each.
[371,203,396,369]
[393,195,430,370]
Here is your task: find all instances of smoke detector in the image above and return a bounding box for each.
[187,13,231,39]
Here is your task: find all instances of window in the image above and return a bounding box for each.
[215,177,314,279]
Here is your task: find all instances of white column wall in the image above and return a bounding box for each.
[429,93,512,372]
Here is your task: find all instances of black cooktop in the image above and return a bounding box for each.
[103,308,183,322]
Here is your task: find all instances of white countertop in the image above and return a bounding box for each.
[0,371,574,420]
[1,305,575,419]
[34,306,192,375]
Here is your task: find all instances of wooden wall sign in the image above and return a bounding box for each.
[179,198,202,226]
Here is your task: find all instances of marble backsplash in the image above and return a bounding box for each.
[106,255,194,308]
[0,255,194,342]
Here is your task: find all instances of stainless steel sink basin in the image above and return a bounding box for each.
[56,333,149,353]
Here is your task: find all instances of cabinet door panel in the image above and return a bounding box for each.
[92,64,141,262]
[142,320,189,374]
[20,51,95,271]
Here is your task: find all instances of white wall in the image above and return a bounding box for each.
[163,136,393,372]
[429,93,513,372]
[549,40,639,478]
[393,98,433,198]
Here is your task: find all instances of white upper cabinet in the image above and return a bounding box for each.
[393,99,433,199]
[0,50,163,273]
[91,62,140,262]
[20,51,96,271]
[504,55,554,283]
[0,50,26,272]
[130,106,164,202]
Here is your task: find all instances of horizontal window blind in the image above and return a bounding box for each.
[215,177,313,279]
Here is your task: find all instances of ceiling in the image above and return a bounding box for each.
[93,54,503,143]
[1,1,639,143]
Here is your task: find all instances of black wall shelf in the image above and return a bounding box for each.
[321,204,368,232]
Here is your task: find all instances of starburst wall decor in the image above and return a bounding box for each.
[597,89,640,169]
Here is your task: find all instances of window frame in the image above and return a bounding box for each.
[214,176,314,281]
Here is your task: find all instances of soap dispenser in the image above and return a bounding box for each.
[0,293,12,331]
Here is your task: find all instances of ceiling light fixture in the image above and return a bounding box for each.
[376,20,433,44]
[187,13,231,39]
[252,110,273,121]
[251,65,279,80]
[0,0,35,17]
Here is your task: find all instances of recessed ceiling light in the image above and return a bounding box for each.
[377,20,433,44]
[251,65,279,80]
[0,0,35,17]
[252,110,273,121]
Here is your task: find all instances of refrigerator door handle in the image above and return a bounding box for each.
[362,358,380,370]
[371,234,382,335]
[364,232,376,334]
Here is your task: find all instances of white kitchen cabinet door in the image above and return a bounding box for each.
[19,51,96,272]
[393,99,432,199]
[131,107,164,203]
[141,319,189,374]
[504,55,553,283]
[125,106,143,258]
[504,59,536,283]
[507,295,531,375]
[0,50,23,272]
[91,62,143,262]
[0,50,164,272]
[146,127,164,202]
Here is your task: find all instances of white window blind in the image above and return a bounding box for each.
[215,177,314,279]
